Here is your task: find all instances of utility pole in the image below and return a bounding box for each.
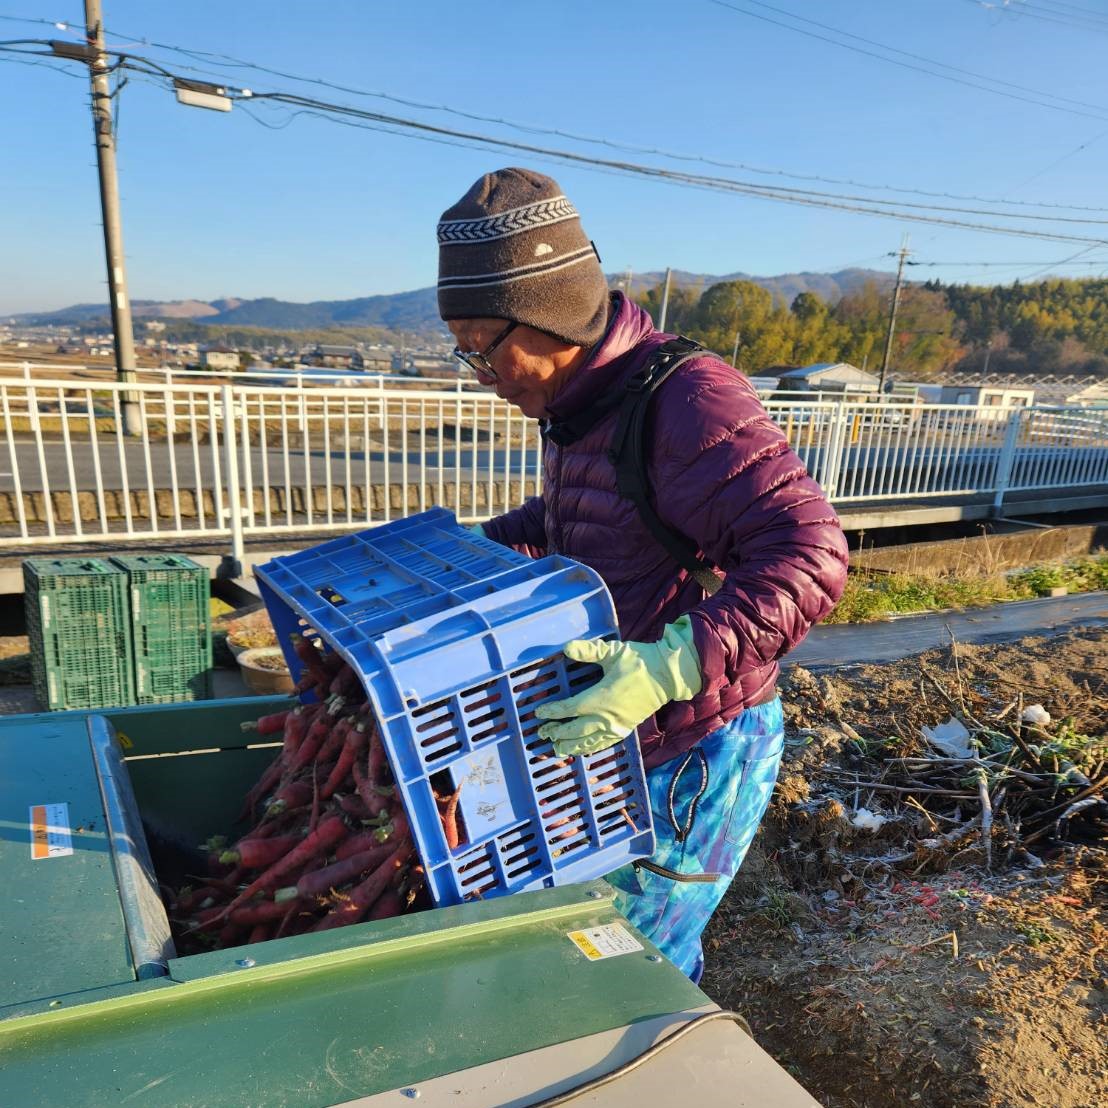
[85,0,140,434]
[657,267,672,332]
[878,236,910,394]
[731,329,741,369]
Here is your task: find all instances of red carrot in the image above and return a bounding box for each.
[368,888,403,921]
[329,662,361,699]
[218,922,245,948]
[334,820,398,861]
[226,816,349,913]
[313,714,352,769]
[442,783,463,850]
[222,833,303,870]
[193,905,226,929]
[322,721,369,799]
[291,633,330,685]
[241,752,287,821]
[312,840,413,931]
[285,711,338,777]
[281,705,314,760]
[230,898,308,926]
[274,902,301,940]
[367,731,386,786]
[352,756,392,817]
[335,793,372,820]
[240,709,291,736]
[247,923,271,944]
[266,780,314,815]
[309,765,321,832]
[295,844,396,898]
[386,807,409,843]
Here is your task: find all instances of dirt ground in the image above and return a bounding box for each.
[702,628,1107,1108]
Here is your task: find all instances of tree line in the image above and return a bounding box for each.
[634,276,1108,381]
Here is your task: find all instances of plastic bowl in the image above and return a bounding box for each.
[237,647,295,696]
[227,629,278,659]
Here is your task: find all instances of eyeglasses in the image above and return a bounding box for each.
[452,321,517,380]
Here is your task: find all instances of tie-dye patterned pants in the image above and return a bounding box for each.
[606,697,785,981]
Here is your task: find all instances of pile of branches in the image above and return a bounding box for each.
[168,636,464,950]
[827,665,1107,871]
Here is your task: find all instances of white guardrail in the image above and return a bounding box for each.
[1,372,1106,566]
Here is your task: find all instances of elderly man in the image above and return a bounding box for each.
[438,167,848,981]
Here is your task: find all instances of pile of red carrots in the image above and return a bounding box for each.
[168,634,464,950]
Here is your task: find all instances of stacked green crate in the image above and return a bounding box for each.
[24,558,135,710]
[111,554,212,704]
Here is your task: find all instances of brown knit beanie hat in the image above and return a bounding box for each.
[437,168,610,347]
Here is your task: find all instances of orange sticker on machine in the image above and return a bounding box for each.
[29,803,74,860]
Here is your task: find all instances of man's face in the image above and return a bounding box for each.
[447,319,583,419]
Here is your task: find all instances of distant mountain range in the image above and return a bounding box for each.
[12,268,894,334]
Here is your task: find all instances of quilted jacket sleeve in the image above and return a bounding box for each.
[651,366,849,696]
[482,495,548,558]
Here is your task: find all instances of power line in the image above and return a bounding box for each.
[1018,242,1108,280]
[58,49,1101,246]
[911,258,1108,266]
[12,13,1108,214]
[709,0,1108,123]
[963,0,1108,35]
[226,86,1108,247]
[7,36,1108,252]
[733,0,1108,112]
[72,46,1108,228]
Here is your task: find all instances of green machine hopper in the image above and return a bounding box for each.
[0,697,817,1107]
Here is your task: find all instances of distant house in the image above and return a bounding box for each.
[362,351,393,373]
[309,345,364,370]
[939,384,1035,409]
[201,348,241,371]
[775,362,880,394]
[747,376,781,397]
[1065,382,1108,408]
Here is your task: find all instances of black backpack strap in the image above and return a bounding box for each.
[543,392,624,446]
[608,338,724,596]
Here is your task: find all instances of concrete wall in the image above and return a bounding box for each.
[851,522,1108,576]
[0,479,539,530]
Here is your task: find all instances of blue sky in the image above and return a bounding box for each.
[2,0,1108,314]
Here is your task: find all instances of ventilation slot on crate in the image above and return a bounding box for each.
[512,659,564,743]
[565,656,604,689]
[413,699,463,764]
[587,749,642,839]
[456,845,498,899]
[460,682,511,745]
[497,822,542,880]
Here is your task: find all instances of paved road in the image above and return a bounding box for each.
[0,440,531,492]
[789,591,1108,669]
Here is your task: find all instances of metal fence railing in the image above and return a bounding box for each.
[1,375,1106,564]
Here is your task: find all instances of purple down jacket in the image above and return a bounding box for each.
[484,294,848,769]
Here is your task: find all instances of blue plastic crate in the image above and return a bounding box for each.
[255,507,655,907]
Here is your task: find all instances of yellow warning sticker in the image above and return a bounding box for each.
[567,923,644,961]
[29,803,74,860]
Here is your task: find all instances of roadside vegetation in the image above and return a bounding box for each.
[828,553,1108,623]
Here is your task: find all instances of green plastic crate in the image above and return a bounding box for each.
[23,558,135,711]
[111,554,213,704]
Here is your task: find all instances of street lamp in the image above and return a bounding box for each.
[173,78,233,113]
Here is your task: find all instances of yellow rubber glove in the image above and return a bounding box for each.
[534,616,702,757]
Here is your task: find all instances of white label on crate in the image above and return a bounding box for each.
[567,923,643,962]
[29,802,73,860]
